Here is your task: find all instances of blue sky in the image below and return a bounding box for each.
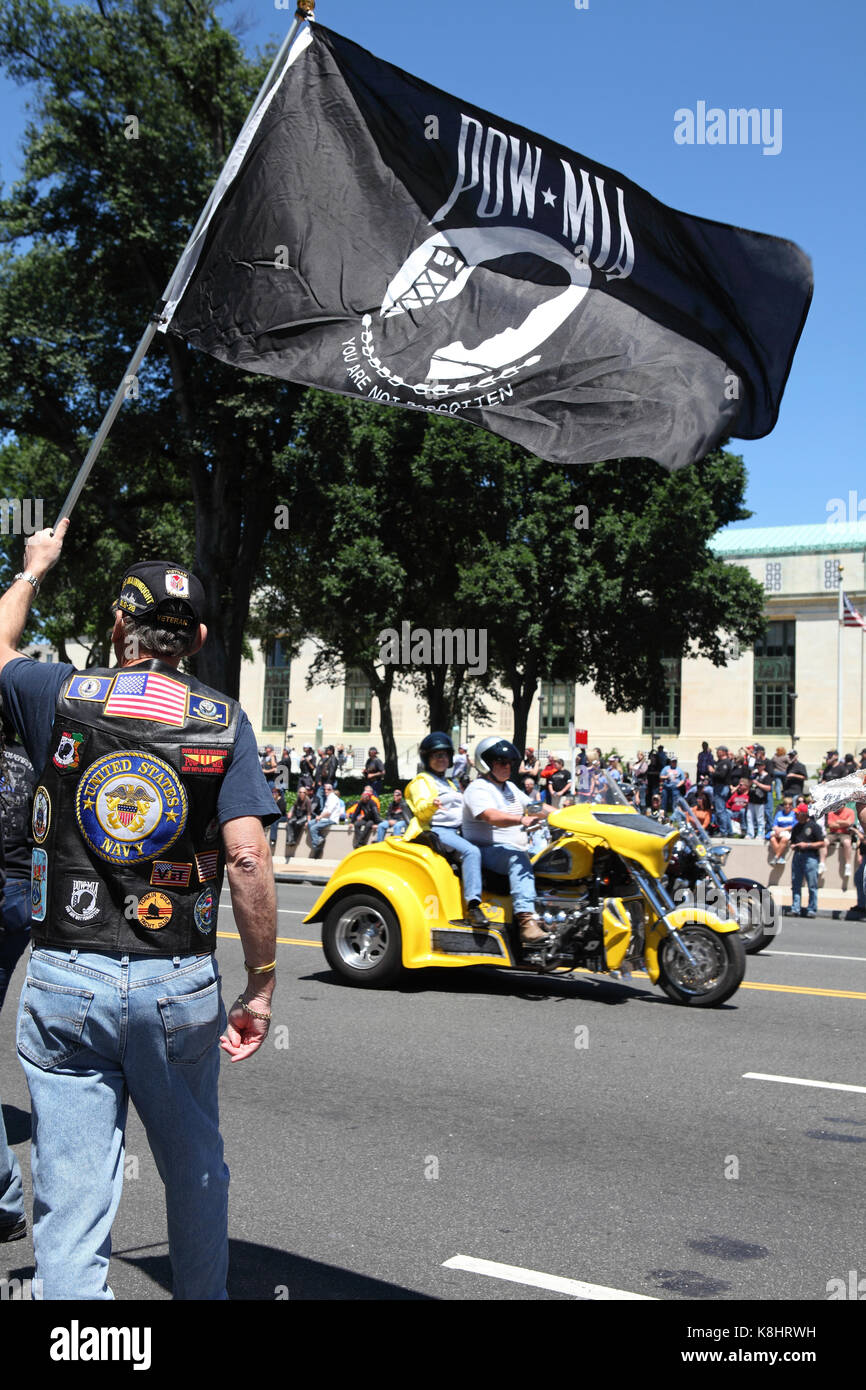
[0,0,863,530]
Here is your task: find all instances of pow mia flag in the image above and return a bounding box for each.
[160,23,812,471]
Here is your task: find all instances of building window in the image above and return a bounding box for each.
[824,559,841,590]
[539,681,571,735]
[642,658,681,736]
[343,667,372,732]
[764,562,782,593]
[262,638,291,731]
[753,620,795,737]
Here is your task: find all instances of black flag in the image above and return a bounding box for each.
[161,23,812,470]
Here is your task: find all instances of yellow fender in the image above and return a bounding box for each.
[644,905,738,983]
[303,840,511,969]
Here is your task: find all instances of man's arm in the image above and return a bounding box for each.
[220,815,278,1063]
[0,521,70,672]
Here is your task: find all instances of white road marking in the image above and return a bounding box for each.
[442,1254,656,1300]
[765,950,866,963]
[743,1072,866,1094]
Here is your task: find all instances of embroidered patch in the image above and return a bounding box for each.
[66,674,112,702]
[120,575,154,608]
[53,729,87,772]
[150,860,193,888]
[64,878,101,923]
[165,569,190,598]
[137,891,173,930]
[203,816,220,843]
[188,694,228,726]
[194,850,219,883]
[104,670,189,725]
[193,888,216,935]
[32,786,51,844]
[181,747,228,775]
[31,849,48,922]
[76,751,188,865]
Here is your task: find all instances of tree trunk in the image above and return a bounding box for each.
[367,664,398,783]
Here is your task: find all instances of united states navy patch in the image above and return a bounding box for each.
[188,694,229,726]
[76,751,188,865]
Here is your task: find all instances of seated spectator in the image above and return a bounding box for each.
[348,787,381,848]
[726,779,751,835]
[376,787,409,841]
[769,797,797,864]
[692,791,713,831]
[309,782,343,859]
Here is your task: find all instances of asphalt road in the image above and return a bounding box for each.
[1,880,864,1303]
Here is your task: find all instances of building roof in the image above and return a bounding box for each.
[711,521,866,558]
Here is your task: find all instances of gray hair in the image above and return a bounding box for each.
[120,600,197,660]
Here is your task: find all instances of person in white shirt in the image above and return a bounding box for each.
[309,782,342,858]
[463,738,554,945]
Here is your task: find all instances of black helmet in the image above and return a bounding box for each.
[474,737,521,774]
[419,732,454,769]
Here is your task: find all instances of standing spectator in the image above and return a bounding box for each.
[348,787,381,847]
[859,749,866,772]
[335,744,347,777]
[696,741,713,788]
[846,813,865,919]
[575,758,594,804]
[363,746,385,796]
[646,744,667,805]
[549,758,572,807]
[299,746,316,788]
[286,786,313,851]
[782,750,807,802]
[0,728,26,1244]
[822,804,857,888]
[309,782,343,858]
[452,746,470,788]
[631,751,649,810]
[770,747,789,808]
[769,796,797,864]
[660,755,686,815]
[746,756,772,840]
[261,744,278,784]
[709,746,733,836]
[376,787,409,841]
[786,804,825,918]
[730,748,750,786]
[268,785,287,854]
[519,748,540,781]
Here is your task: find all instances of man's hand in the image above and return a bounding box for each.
[220,993,273,1062]
[24,518,70,580]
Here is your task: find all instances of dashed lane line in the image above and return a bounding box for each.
[743,1072,866,1095]
[441,1254,656,1300]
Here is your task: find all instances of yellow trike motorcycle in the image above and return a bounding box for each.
[305,776,746,1007]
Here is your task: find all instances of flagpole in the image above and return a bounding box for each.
[837,565,844,752]
[53,1,317,528]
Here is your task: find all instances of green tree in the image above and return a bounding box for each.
[0,0,303,693]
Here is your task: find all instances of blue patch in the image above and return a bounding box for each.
[76,750,188,865]
[188,694,229,726]
[31,848,48,922]
[193,888,216,935]
[66,675,113,702]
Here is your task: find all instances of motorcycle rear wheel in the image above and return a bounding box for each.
[322,893,404,987]
[724,877,776,954]
[658,923,746,1007]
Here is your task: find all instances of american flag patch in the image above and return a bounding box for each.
[195,850,219,882]
[104,671,188,725]
[150,860,193,887]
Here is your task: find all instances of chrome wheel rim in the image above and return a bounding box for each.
[663,929,728,995]
[334,905,391,971]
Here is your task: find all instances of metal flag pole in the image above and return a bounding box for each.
[53,1,317,527]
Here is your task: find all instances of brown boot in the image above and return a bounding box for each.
[516,912,550,944]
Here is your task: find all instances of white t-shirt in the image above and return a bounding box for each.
[463,776,532,849]
[429,775,464,829]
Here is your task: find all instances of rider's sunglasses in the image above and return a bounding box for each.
[491,757,512,766]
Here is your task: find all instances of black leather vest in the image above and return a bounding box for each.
[32,660,241,955]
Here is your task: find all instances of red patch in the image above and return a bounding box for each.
[181,747,227,775]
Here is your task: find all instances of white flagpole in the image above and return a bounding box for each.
[837,566,844,752]
[53,1,317,527]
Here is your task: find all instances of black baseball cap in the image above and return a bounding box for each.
[117,561,205,633]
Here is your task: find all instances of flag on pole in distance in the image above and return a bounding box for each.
[842,593,866,630]
[161,23,812,472]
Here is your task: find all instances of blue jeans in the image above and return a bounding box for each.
[855,857,865,910]
[791,854,819,914]
[713,786,731,835]
[0,878,32,1011]
[17,948,229,1300]
[429,827,483,904]
[375,821,406,842]
[309,817,336,851]
[745,803,767,839]
[0,1095,24,1228]
[478,843,537,916]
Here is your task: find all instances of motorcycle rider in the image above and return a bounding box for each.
[462,737,554,946]
[404,733,486,927]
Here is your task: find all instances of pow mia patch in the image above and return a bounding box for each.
[76,751,188,865]
[31,849,48,922]
[193,888,216,935]
[150,861,193,888]
[64,878,101,923]
[53,730,87,772]
[32,787,51,844]
[181,747,228,775]
[137,891,173,931]
[66,675,112,702]
[188,694,229,726]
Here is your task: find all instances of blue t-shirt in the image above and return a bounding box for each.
[0,658,277,826]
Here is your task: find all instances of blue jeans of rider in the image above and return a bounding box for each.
[713,786,732,836]
[477,844,537,916]
[0,878,31,1233]
[16,948,229,1300]
[791,853,819,915]
[429,827,483,904]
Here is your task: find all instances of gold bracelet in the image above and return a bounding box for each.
[244,959,277,974]
[235,997,272,1021]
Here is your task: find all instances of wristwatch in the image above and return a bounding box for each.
[13,571,40,592]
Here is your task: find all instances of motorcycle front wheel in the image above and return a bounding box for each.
[658,923,746,1007]
[322,893,404,987]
